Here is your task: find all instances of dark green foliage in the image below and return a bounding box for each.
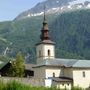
[0,9,90,63]
[51,9,90,59]
[8,52,25,77]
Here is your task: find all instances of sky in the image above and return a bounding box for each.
[0,0,44,21]
[0,0,89,22]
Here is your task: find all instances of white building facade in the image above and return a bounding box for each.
[33,12,90,90]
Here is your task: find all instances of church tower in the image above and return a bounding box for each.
[36,9,55,64]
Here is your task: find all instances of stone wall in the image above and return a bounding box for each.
[0,77,45,87]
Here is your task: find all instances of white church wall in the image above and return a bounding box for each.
[36,44,55,63]
[44,44,55,59]
[73,68,90,89]
[45,79,52,87]
[34,66,61,87]
[36,44,44,62]
[45,67,61,78]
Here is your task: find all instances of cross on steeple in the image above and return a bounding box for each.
[44,5,46,21]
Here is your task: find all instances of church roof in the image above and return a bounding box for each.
[52,77,73,82]
[33,58,90,68]
[36,40,55,45]
[25,64,35,70]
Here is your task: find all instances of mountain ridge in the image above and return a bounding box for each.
[15,0,90,20]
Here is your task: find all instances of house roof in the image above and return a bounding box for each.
[33,58,90,68]
[52,77,73,82]
[0,56,11,70]
[0,61,10,70]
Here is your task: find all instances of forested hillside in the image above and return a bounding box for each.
[50,9,90,60]
[0,9,90,63]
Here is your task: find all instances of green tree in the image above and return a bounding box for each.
[8,52,25,77]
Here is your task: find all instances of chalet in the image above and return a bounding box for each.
[0,58,11,76]
[0,59,34,77]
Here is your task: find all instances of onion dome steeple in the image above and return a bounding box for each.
[36,6,55,45]
[40,6,50,41]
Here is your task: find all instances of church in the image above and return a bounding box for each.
[32,11,90,89]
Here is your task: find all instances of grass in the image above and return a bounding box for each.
[0,80,59,90]
[0,80,83,90]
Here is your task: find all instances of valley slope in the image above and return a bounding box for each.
[0,9,90,63]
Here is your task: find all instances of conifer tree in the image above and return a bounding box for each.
[8,52,25,77]
[13,52,25,77]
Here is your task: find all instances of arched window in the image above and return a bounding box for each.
[48,49,50,56]
[53,72,55,77]
[39,50,41,57]
[83,71,85,78]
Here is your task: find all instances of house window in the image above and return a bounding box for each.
[62,83,64,86]
[53,72,55,77]
[48,49,50,56]
[83,71,85,78]
[67,83,69,86]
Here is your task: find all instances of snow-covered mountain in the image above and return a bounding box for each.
[15,0,90,20]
